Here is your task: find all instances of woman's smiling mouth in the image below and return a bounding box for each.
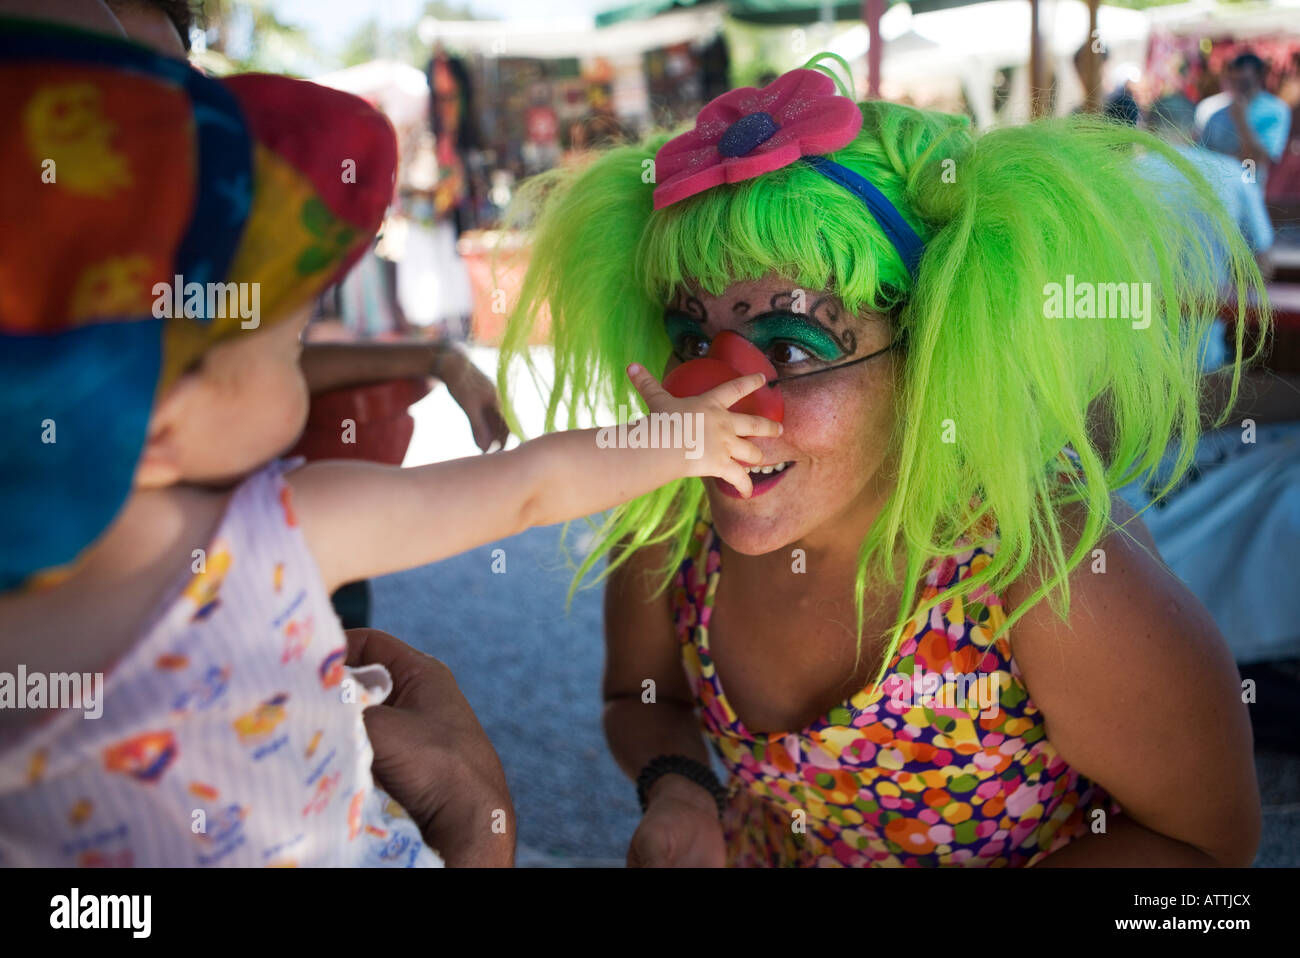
[714,461,794,499]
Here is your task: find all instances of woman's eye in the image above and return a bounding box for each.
[679,335,710,360]
[769,341,813,365]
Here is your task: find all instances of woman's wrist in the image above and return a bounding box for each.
[637,754,728,818]
[646,772,723,816]
[432,344,473,390]
[429,344,452,382]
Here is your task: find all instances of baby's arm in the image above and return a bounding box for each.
[288,365,780,592]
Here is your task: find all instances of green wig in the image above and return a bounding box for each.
[498,54,1270,687]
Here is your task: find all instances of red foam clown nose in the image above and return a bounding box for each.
[662,330,785,423]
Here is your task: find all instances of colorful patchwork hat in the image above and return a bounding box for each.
[0,18,398,591]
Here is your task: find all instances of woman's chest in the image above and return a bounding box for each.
[704,570,903,736]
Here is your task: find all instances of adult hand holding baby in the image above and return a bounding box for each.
[345,628,515,867]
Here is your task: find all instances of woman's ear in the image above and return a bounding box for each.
[134,374,198,488]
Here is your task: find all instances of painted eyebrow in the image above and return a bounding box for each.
[664,307,830,331]
[665,294,872,332]
[667,290,852,320]
[665,294,708,324]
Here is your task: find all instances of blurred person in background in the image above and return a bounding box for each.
[392,45,479,341]
[562,93,630,165]
[1103,61,1142,127]
[1147,93,1275,286]
[1200,51,1291,193]
[427,49,484,240]
[521,80,561,175]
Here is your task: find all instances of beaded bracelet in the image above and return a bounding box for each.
[635,754,728,820]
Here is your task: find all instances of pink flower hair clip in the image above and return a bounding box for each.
[652,52,925,278]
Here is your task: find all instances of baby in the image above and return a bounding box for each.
[0,4,779,866]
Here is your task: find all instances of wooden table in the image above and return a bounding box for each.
[1272,244,1300,284]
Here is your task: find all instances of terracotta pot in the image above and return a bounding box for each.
[458,230,551,346]
[289,377,432,466]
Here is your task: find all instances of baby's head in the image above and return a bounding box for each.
[0,9,397,589]
[0,0,123,33]
[72,3,311,486]
[137,305,314,488]
[104,0,190,59]
[0,0,189,55]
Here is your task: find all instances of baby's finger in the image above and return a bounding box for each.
[700,372,767,409]
[627,363,671,407]
[730,438,764,467]
[722,464,754,498]
[731,413,782,438]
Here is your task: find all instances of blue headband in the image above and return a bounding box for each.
[800,155,926,279]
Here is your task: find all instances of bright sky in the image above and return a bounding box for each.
[268,0,622,56]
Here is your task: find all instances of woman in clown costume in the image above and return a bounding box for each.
[500,53,1270,867]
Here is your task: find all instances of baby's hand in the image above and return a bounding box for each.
[627,363,782,498]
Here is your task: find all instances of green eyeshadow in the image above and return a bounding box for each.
[664,311,704,343]
[746,314,845,361]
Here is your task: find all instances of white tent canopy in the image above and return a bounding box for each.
[313,59,430,128]
[826,1,1150,124]
[406,0,1297,128]
[1144,0,1300,39]
[418,3,727,60]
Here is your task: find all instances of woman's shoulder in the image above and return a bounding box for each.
[1002,491,1223,722]
[997,492,1257,864]
[1003,492,1166,633]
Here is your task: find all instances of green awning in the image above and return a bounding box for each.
[596,1,707,28]
[728,1,865,25]
[596,0,882,29]
[905,0,987,13]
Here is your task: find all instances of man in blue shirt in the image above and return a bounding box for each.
[1200,51,1292,192]
[1149,94,1274,262]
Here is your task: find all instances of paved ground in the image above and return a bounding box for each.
[1255,747,1300,867]
[372,522,635,865]
[376,347,635,865]
[370,346,1300,866]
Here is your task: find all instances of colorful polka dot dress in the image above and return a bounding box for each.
[671,498,1121,867]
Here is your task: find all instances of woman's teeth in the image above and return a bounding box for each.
[747,462,790,476]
